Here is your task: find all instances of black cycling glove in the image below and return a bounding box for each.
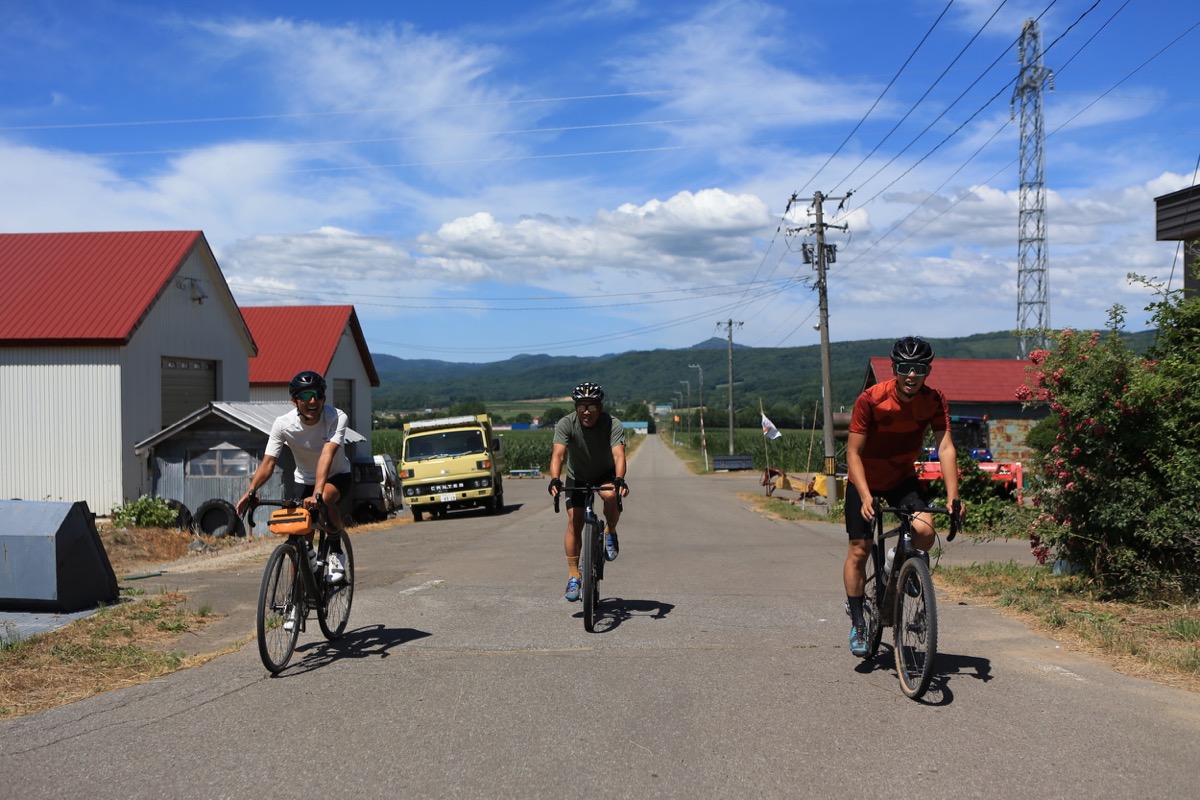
[548,477,564,496]
[612,476,628,491]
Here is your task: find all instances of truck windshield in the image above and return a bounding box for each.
[405,430,486,460]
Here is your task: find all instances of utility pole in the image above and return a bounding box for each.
[718,319,743,455]
[673,392,684,446]
[689,363,709,471]
[679,380,691,439]
[794,191,849,506]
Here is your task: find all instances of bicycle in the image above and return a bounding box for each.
[243,493,356,674]
[859,499,960,699]
[554,483,621,633]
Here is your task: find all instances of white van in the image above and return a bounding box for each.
[351,455,402,523]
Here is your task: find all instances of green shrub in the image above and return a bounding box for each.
[110,496,178,529]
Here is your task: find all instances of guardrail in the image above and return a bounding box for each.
[712,455,754,471]
[509,468,542,478]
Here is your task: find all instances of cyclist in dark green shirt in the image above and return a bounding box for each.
[548,382,629,601]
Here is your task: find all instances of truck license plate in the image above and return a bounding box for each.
[439,493,457,502]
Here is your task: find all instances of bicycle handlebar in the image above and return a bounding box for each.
[873,499,961,542]
[241,492,327,533]
[552,483,623,515]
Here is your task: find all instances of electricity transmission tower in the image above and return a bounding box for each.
[1013,17,1053,359]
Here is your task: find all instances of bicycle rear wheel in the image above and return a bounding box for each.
[861,545,884,659]
[318,532,355,640]
[581,519,600,632]
[257,542,302,674]
[894,557,938,698]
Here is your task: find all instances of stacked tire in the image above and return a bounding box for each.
[194,498,243,538]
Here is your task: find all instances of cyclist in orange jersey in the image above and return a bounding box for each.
[843,337,961,657]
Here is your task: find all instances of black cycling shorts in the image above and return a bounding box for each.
[299,470,352,502]
[844,477,928,541]
[564,472,616,510]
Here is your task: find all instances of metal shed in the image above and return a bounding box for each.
[134,401,365,535]
[1154,184,1200,297]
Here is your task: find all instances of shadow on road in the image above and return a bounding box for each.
[406,504,520,523]
[574,597,675,632]
[273,625,433,676]
[852,647,994,705]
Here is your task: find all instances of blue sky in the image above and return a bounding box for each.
[3,0,1197,363]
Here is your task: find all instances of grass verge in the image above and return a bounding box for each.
[936,563,1200,692]
[0,588,216,720]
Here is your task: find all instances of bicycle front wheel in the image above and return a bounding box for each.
[893,557,938,699]
[861,545,884,659]
[257,542,301,674]
[318,532,355,640]
[581,519,600,633]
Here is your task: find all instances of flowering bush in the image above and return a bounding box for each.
[1023,279,1200,598]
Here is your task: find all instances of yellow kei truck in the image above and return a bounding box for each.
[400,414,505,522]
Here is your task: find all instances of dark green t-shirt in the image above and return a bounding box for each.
[553,412,625,480]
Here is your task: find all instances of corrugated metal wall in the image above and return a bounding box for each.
[250,387,289,402]
[329,330,372,459]
[0,348,123,513]
[120,248,253,506]
[1,244,257,515]
[150,427,297,515]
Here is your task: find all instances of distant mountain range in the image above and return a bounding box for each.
[370,329,1156,413]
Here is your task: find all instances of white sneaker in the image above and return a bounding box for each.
[282,606,298,632]
[326,553,346,584]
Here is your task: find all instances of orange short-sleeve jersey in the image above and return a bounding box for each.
[849,379,950,490]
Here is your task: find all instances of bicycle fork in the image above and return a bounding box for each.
[287,537,327,634]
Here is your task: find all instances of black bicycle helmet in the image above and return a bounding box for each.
[289,370,327,398]
[571,382,605,403]
[890,336,934,364]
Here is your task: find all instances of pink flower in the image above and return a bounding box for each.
[1065,482,1076,491]
[1029,349,1049,365]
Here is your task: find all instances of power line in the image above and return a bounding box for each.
[791,0,957,201]
[831,0,1011,195]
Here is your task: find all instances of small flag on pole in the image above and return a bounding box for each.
[761,413,782,440]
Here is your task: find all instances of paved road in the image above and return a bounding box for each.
[3,435,1198,799]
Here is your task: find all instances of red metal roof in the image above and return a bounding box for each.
[0,231,205,344]
[867,357,1034,403]
[241,305,379,387]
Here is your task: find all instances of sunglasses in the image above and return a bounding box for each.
[294,390,325,402]
[894,362,930,377]
[575,403,600,413]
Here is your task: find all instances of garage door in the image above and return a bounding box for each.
[162,357,216,425]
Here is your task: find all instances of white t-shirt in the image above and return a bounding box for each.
[265,405,352,485]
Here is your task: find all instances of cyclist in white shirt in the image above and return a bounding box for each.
[237,370,350,583]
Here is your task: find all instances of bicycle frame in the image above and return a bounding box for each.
[246,494,355,673]
[554,483,622,632]
[863,500,959,698]
[869,501,958,620]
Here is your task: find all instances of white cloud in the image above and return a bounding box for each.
[416,188,771,284]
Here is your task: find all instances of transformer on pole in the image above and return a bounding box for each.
[1013,18,1053,359]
